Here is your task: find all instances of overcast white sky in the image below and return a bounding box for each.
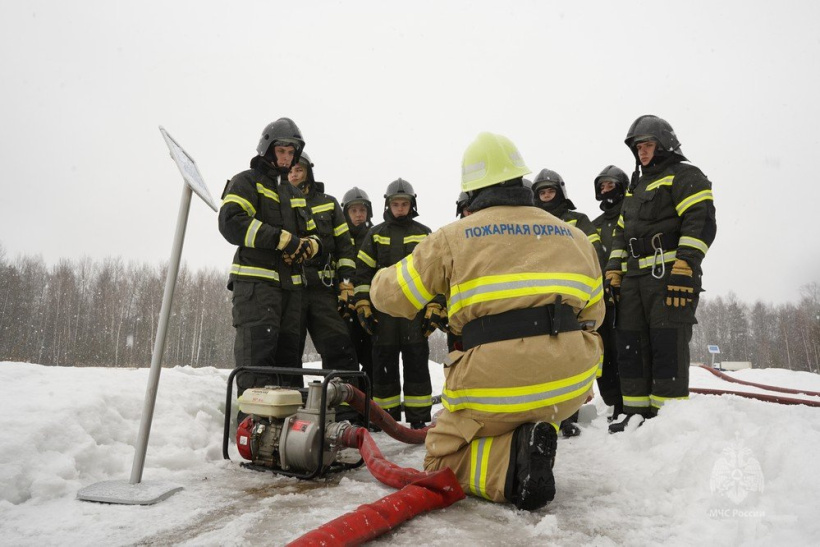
[1,1,819,304]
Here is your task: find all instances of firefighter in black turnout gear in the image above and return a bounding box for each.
[353,179,442,428]
[287,153,359,398]
[605,115,716,432]
[591,165,628,421]
[342,187,375,384]
[218,118,321,393]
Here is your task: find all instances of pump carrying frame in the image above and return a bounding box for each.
[222,366,370,479]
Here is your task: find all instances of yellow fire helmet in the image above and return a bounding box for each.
[461,132,531,192]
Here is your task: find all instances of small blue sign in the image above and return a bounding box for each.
[707,345,721,354]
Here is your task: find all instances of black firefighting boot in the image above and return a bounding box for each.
[559,411,581,438]
[504,422,557,511]
[608,412,648,434]
[608,399,624,423]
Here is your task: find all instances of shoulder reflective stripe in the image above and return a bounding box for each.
[448,272,599,316]
[609,249,628,260]
[290,198,307,208]
[223,194,256,216]
[404,394,433,407]
[230,264,279,282]
[255,183,279,203]
[650,394,689,409]
[622,395,651,408]
[373,234,391,245]
[676,189,713,215]
[306,219,317,231]
[567,219,578,226]
[645,175,675,191]
[374,395,401,410]
[244,218,262,248]
[617,215,624,229]
[678,236,709,255]
[397,255,434,310]
[334,223,350,237]
[587,233,601,244]
[337,258,356,269]
[404,234,427,244]
[311,203,334,214]
[442,362,598,414]
[637,250,677,269]
[354,284,371,295]
[358,249,376,268]
[469,436,493,500]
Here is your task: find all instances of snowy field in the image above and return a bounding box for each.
[1,361,819,546]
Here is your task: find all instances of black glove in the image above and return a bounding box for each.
[665,259,696,308]
[355,299,376,335]
[277,229,301,255]
[338,281,354,319]
[421,303,444,338]
[284,236,322,265]
[604,270,622,304]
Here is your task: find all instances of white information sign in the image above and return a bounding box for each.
[707,345,721,354]
[159,126,218,212]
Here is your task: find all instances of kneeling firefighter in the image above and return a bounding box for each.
[370,133,604,510]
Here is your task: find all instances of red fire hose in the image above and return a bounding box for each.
[344,385,430,444]
[286,425,464,546]
[698,365,820,397]
[691,387,820,407]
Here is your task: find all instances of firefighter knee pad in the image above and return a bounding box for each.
[505,422,557,511]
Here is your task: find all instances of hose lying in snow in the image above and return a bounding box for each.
[699,365,820,398]
[343,385,430,444]
[691,387,820,407]
[285,425,465,546]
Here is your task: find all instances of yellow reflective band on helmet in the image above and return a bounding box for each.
[357,249,376,268]
[374,394,401,410]
[255,183,280,203]
[567,219,578,226]
[447,272,601,316]
[244,218,262,248]
[397,255,434,311]
[311,203,334,214]
[637,250,677,269]
[650,394,689,408]
[676,189,713,215]
[442,362,598,414]
[354,284,370,295]
[337,258,356,269]
[587,233,601,245]
[469,436,494,500]
[223,194,256,217]
[622,395,651,408]
[290,198,307,208]
[373,234,391,245]
[645,175,675,191]
[404,394,433,408]
[679,236,709,255]
[334,223,350,237]
[404,234,427,244]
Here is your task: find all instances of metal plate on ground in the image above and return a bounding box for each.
[77,479,183,505]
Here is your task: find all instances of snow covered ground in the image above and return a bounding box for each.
[1,361,819,546]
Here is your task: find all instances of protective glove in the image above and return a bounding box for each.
[604,270,622,304]
[421,302,444,338]
[355,299,376,335]
[438,307,450,333]
[665,259,696,308]
[337,280,354,319]
[283,235,322,265]
[276,229,301,255]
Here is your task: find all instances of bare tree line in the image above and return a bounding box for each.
[1,244,816,372]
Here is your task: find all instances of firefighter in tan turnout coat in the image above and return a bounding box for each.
[371,133,604,510]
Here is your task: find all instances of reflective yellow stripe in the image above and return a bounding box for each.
[448,272,601,316]
[397,255,434,311]
[334,223,350,237]
[223,194,256,216]
[337,258,356,269]
[404,394,433,408]
[354,284,370,295]
[373,234,391,245]
[374,395,401,410]
[609,249,628,261]
[650,394,688,408]
[306,219,317,231]
[623,395,651,408]
[358,249,376,268]
[637,250,677,269]
[229,264,303,285]
[311,203,334,214]
[442,362,598,413]
[679,236,709,255]
[645,175,674,191]
[587,233,601,245]
[404,234,427,244]
[255,183,279,203]
[291,198,307,208]
[244,219,262,248]
[318,269,336,279]
[676,189,713,215]
[469,437,494,500]
[566,219,578,226]
[617,215,624,229]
